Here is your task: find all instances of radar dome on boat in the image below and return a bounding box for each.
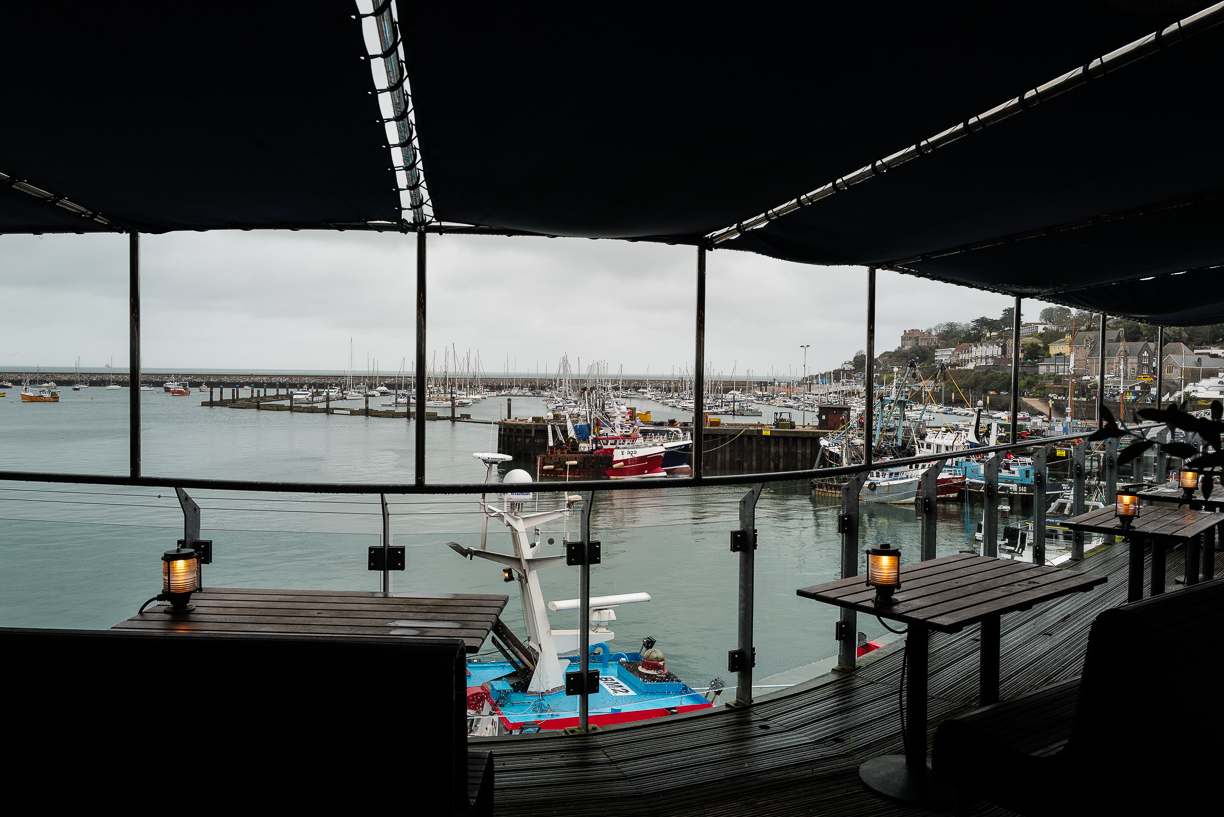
[473,452,513,465]
[504,469,533,501]
[640,647,666,675]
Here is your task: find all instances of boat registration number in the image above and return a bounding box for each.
[599,675,634,696]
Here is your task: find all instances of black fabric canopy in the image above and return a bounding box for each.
[4,2,1224,325]
[0,4,398,233]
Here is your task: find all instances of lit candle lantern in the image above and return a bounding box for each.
[866,543,901,603]
[1115,491,1140,531]
[161,547,199,613]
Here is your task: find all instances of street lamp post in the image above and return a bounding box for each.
[800,344,810,426]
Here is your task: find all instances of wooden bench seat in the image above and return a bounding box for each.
[933,578,1224,815]
[1,628,492,815]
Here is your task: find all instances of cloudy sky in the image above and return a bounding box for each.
[1,229,1049,379]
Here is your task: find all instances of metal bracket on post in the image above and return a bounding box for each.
[727,483,762,709]
[837,473,870,672]
[1032,446,1051,565]
[729,529,758,552]
[982,454,1001,557]
[369,494,404,576]
[728,648,756,673]
[916,459,945,562]
[174,488,210,587]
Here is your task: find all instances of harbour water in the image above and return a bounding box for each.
[0,387,1015,694]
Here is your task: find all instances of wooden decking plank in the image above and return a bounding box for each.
[817,557,1027,607]
[165,601,501,624]
[192,589,508,609]
[923,572,1107,630]
[797,553,988,600]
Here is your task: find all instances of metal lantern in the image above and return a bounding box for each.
[1115,491,1141,531]
[161,547,200,613]
[1180,469,1200,502]
[866,543,901,603]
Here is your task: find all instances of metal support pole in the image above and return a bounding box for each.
[578,491,596,732]
[1032,446,1051,565]
[865,267,876,466]
[1156,325,1165,412]
[837,473,869,671]
[129,232,141,479]
[982,454,1000,557]
[415,230,427,485]
[1010,296,1021,443]
[1104,437,1118,506]
[917,460,946,562]
[732,483,762,707]
[1097,314,1107,427]
[693,247,706,479]
[1071,439,1087,560]
[1156,428,1168,483]
[380,493,391,593]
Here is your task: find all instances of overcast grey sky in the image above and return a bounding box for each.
[2,230,1047,378]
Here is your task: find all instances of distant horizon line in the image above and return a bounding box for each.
[0,366,813,381]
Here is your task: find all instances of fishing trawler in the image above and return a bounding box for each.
[452,454,714,735]
[20,385,59,402]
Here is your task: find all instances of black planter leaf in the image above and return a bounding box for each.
[1162,442,1199,459]
[1117,440,1154,467]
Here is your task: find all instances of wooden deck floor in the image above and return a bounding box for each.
[481,540,1223,816]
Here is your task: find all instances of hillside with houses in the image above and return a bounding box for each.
[853,306,1224,409]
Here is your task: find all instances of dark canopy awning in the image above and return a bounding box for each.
[402,2,1224,324]
[0,5,399,234]
[5,2,1224,325]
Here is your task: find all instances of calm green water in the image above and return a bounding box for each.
[0,388,992,690]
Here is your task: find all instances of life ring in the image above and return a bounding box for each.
[866,482,877,491]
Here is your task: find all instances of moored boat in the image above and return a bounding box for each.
[452,455,714,735]
[20,386,59,402]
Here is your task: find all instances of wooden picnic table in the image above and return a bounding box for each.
[1061,505,1222,602]
[112,586,509,653]
[797,553,1107,804]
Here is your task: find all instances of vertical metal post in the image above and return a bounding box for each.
[1010,296,1021,443]
[1071,439,1087,560]
[129,232,141,479]
[982,454,1000,557]
[1097,314,1107,427]
[733,483,762,707]
[380,493,391,593]
[865,267,876,466]
[1156,326,1165,412]
[917,460,946,561]
[1156,428,1168,484]
[1104,437,1118,504]
[1032,446,1050,565]
[415,230,427,485]
[578,491,595,732]
[837,473,869,671]
[693,247,706,479]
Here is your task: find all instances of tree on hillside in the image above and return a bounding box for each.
[1021,338,1045,362]
[1039,305,1072,327]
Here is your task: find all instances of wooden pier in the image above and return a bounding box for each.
[483,540,1222,816]
[498,420,831,473]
